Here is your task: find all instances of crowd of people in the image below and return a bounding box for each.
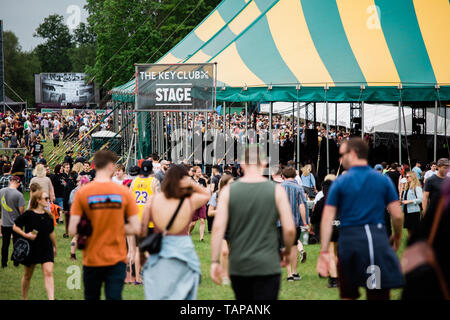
[0,106,449,301]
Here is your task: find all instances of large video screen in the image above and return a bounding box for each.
[41,73,94,104]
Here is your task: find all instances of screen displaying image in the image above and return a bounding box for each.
[41,73,94,104]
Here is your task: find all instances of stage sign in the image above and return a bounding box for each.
[135,63,215,111]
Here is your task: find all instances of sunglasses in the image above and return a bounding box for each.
[406,176,412,178]
[41,197,50,201]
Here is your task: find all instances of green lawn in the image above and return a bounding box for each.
[0,140,407,300]
[0,220,407,300]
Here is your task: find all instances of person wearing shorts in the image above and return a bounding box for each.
[279,167,308,282]
[317,138,404,300]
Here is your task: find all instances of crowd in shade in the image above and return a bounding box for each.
[0,107,449,301]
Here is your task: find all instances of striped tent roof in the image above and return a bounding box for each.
[111,0,450,103]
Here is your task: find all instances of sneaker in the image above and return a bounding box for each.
[328,277,338,288]
[70,254,77,261]
[299,250,307,263]
[63,234,69,238]
[287,276,294,282]
[222,278,230,286]
[292,273,302,281]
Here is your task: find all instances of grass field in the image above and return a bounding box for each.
[0,220,408,300]
[0,139,407,300]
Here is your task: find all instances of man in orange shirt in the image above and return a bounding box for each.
[69,150,140,300]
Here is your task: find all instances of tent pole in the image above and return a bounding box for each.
[326,99,330,175]
[204,111,207,168]
[398,100,402,164]
[361,101,364,139]
[269,102,273,180]
[292,102,295,164]
[335,103,337,128]
[297,101,300,171]
[224,102,227,168]
[325,85,329,175]
[434,99,438,162]
[245,102,248,145]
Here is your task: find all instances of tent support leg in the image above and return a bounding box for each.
[297,101,300,171]
[326,99,330,175]
[434,100,438,162]
[224,102,227,167]
[361,101,364,139]
[269,102,273,180]
[398,100,402,164]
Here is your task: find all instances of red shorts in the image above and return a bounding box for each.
[192,205,207,221]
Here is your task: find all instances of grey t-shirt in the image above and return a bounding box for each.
[0,187,25,227]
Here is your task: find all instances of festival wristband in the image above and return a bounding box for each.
[319,251,329,255]
[211,260,219,264]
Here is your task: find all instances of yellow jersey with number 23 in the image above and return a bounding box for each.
[131,176,154,228]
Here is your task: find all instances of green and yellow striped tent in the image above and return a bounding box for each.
[111,0,450,103]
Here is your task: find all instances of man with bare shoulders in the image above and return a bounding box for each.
[210,145,296,300]
[139,164,211,299]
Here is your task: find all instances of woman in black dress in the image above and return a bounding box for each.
[13,190,57,300]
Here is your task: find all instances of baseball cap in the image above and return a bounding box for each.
[437,158,449,167]
[129,166,140,176]
[374,164,383,171]
[140,160,153,177]
[11,176,21,184]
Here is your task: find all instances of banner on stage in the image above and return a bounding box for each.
[135,63,215,111]
[62,109,74,118]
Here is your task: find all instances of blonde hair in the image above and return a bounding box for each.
[72,162,84,174]
[406,172,421,191]
[301,164,312,176]
[33,164,47,178]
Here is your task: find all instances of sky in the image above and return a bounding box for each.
[0,0,88,51]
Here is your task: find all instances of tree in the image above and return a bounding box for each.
[34,14,73,72]
[69,23,97,73]
[85,0,221,90]
[3,31,41,105]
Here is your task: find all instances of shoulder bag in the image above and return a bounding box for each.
[12,238,31,263]
[139,197,185,254]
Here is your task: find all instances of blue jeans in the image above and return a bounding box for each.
[55,197,64,211]
[83,262,126,300]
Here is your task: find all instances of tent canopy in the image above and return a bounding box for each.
[111,0,450,103]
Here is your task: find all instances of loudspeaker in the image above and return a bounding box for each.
[410,136,428,164]
[304,129,319,164]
